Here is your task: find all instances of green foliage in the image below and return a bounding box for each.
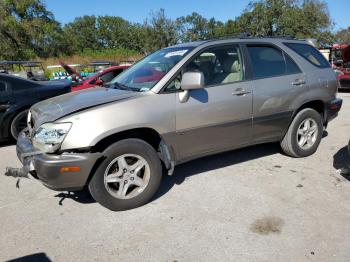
[0,0,66,59]
[0,0,341,61]
[142,9,179,53]
[235,0,334,45]
[335,27,350,44]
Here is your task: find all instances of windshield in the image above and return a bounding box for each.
[110,47,193,91]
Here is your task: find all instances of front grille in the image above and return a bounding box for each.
[340,78,350,88]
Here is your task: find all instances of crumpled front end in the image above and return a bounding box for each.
[16,129,102,191]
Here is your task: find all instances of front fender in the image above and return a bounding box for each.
[58,92,176,150]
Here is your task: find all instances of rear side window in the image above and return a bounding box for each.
[247,45,301,79]
[285,43,330,68]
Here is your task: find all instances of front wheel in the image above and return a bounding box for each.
[89,139,162,211]
[280,108,323,158]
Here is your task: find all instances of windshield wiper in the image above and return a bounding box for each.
[112,82,139,92]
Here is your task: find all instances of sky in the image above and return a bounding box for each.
[45,0,349,31]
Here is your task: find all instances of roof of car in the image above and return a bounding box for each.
[100,65,130,72]
[0,73,37,82]
[168,37,308,49]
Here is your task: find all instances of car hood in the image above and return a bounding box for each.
[30,87,138,128]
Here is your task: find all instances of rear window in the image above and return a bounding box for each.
[247,45,301,79]
[284,43,330,68]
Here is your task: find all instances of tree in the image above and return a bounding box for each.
[143,9,178,53]
[0,0,65,59]
[0,0,338,60]
[235,0,334,44]
[176,12,209,42]
[335,27,350,44]
[62,15,101,53]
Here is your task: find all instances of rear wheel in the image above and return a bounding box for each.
[89,139,162,211]
[10,110,29,140]
[280,108,323,158]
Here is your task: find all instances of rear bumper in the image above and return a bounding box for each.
[16,130,102,191]
[325,98,342,123]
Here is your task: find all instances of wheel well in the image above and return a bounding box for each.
[295,100,325,120]
[91,128,162,153]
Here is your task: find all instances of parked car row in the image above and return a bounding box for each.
[5,37,341,211]
[0,62,131,140]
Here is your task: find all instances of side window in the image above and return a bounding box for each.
[247,45,301,79]
[100,71,116,83]
[0,81,6,92]
[284,43,330,68]
[284,54,302,74]
[165,45,244,91]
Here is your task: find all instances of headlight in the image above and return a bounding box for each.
[33,123,72,153]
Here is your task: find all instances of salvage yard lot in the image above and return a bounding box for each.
[1,93,350,262]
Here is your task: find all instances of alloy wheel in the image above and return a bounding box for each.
[104,154,151,199]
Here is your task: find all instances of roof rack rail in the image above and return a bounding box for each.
[203,34,302,42]
[238,34,297,40]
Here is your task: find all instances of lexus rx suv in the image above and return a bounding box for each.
[15,38,342,211]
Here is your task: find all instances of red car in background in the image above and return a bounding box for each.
[320,44,350,89]
[72,65,129,92]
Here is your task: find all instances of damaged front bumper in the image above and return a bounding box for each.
[16,130,102,191]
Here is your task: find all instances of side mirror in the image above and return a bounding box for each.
[95,79,104,86]
[180,72,204,90]
[178,72,205,103]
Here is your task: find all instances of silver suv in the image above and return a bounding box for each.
[16,38,342,211]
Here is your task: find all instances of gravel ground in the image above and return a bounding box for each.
[1,92,350,262]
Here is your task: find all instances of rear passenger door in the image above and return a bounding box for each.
[245,44,307,143]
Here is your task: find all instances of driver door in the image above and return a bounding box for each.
[168,44,253,162]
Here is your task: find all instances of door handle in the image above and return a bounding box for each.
[232,89,251,96]
[292,79,306,86]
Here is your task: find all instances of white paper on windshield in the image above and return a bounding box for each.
[165,50,188,58]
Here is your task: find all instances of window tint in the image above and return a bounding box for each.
[99,71,120,83]
[0,81,6,92]
[165,45,244,91]
[285,43,330,68]
[285,54,301,74]
[247,45,301,79]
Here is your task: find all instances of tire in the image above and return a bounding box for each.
[280,108,323,158]
[10,110,29,140]
[89,138,162,211]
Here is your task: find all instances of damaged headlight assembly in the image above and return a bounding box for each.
[33,123,72,153]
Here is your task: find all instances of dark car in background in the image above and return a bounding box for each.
[0,74,71,140]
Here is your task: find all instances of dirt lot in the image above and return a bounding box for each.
[1,93,350,262]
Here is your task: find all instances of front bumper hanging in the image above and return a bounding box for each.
[15,130,102,191]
